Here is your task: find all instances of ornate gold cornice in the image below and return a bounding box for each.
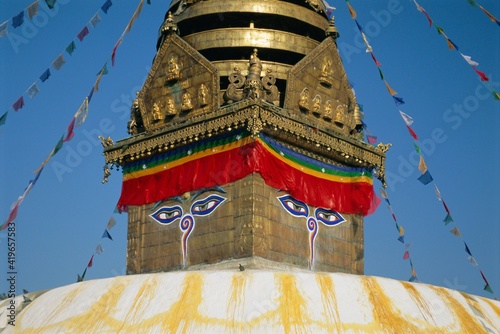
[104,99,387,183]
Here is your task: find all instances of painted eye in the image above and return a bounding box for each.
[191,195,226,216]
[278,195,309,217]
[315,208,346,226]
[149,206,183,225]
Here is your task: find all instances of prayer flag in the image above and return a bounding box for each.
[51,135,64,157]
[403,250,410,260]
[361,32,372,52]
[417,170,433,185]
[399,110,413,126]
[479,5,500,24]
[96,63,108,76]
[393,96,405,105]
[467,0,478,7]
[434,184,442,201]
[436,25,444,35]
[95,244,104,255]
[77,26,89,42]
[413,0,432,27]
[107,216,117,230]
[63,117,76,142]
[45,0,57,9]
[27,82,40,99]
[40,68,51,82]
[90,12,102,28]
[494,91,500,101]
[399,225,405,236]
[111,39,122,66]
[13,96,25,111]
[52,54,66,70]
[418,155,427,174]
[384,81,397,96]
[12,11,24,28]
[442,200,450,214]
[102,229,113,240]
[357,104,363,111]
[392,213,397,222]
[411,266,417,278]
[467,256,478,267]
[484,284,494,294]
[398,235,404,244]
[0,111,8,126]
[472,67,489,81]
[0,21,8,36]
[409,275,417,282]
[88,87,94,102]
[66,41,76,55]
[347,3,356,19]
[480,269,489,286]
[354,20,363,33]
[379,188,388,199]
[27,2,40,19]
[414,143,421,154]
[101,0,112,14]
[406,125,418,140]
[125,0,144,34]
[446,38,458,51]
[370,52,381,66]
[450,227,461,236]
[87,255,94,268]
[464,242,472,256]
[77,268,87,282]
[443,213,453,225]
[460,53,478,66]
[75,98,89,127]
[384,198,391,207]
[366,135,377,144]
[378,68,384,80]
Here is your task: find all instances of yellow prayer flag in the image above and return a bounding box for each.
[418,155,428,174]
[411,267,417,278]
[446,38,455,50]
[384,81,398,96]
[399,225,405,236]
[347,3,357,19]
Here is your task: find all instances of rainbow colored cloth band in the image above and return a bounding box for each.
[118,131,380,215]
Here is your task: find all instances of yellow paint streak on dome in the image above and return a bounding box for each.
[484,298,500,318]
[315,273,344,333]
[460,292,500,333]
[117,276,159,330]
[276,272,310,333]
[363,278,443,333]
[401,282,436,324]
[226,273,249,331]
[430,286,487,333]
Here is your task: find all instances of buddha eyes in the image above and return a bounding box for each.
[278,195,309,217]
[315,208,346,226]
[191,195,226,216]
[150,205,183,225]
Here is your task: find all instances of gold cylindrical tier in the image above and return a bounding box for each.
[183,28,319,55]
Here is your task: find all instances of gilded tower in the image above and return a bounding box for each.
[103,0,386,275]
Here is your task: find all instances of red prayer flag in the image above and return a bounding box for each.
[370,52,381,66]
[406,125,418,140]
[77,26,89,42]
[63,117,76,142]
[472,67,489,81]
[111,39,122,67]
[442,200,450,214]
[403,250,410,260]
[366,135,377,144]
[480,269,489,285]
[13,96,25,111]
[87,255,94,268]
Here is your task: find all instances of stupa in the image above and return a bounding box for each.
[2,1,499,333]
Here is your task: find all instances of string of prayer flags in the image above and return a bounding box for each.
[412,0,499,98]
[467,0,500,27]
[102,229,113,240]
[379,187,418,281]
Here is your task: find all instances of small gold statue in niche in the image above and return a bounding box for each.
[181,92,194,112]
[312,94,322,117]
[166,53,181,83]
[319,56,334,87]
[323,100,333,121]
[165,97,177,116]
[198,84,209,107]
[334,104,345,128]
[298,88,310,111]
[152,102,164,122]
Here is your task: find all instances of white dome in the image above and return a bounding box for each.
[3,270,500,333]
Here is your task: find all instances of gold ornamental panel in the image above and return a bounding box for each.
[137,33,219,133]
[212,60,291,81]
[176,0,329,32]
[183,28,319,56]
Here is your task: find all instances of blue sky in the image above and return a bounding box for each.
[1,0,499,299]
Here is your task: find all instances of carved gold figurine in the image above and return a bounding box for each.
[198,84,209,107]
[181,92,194,111]
[298,88,310,111]
[152,102,164,121]
[166,53,181,82]
[319,56,334,87]
[312,94,322,116]
[334,105,345,127]
[323,100,333,121]
[165,97,177,116]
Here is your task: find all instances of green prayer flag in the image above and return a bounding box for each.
[97,63,108,76]
[0,111,7,126]
[443,213,454,225]
[66,41,76,55]
[467,0,478,7]
[484,284,494,294]
[414,143,421,154]
[45,0,57,9]
[436,25,444,35]
[378,67,384,80]
[51,135,64,157]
